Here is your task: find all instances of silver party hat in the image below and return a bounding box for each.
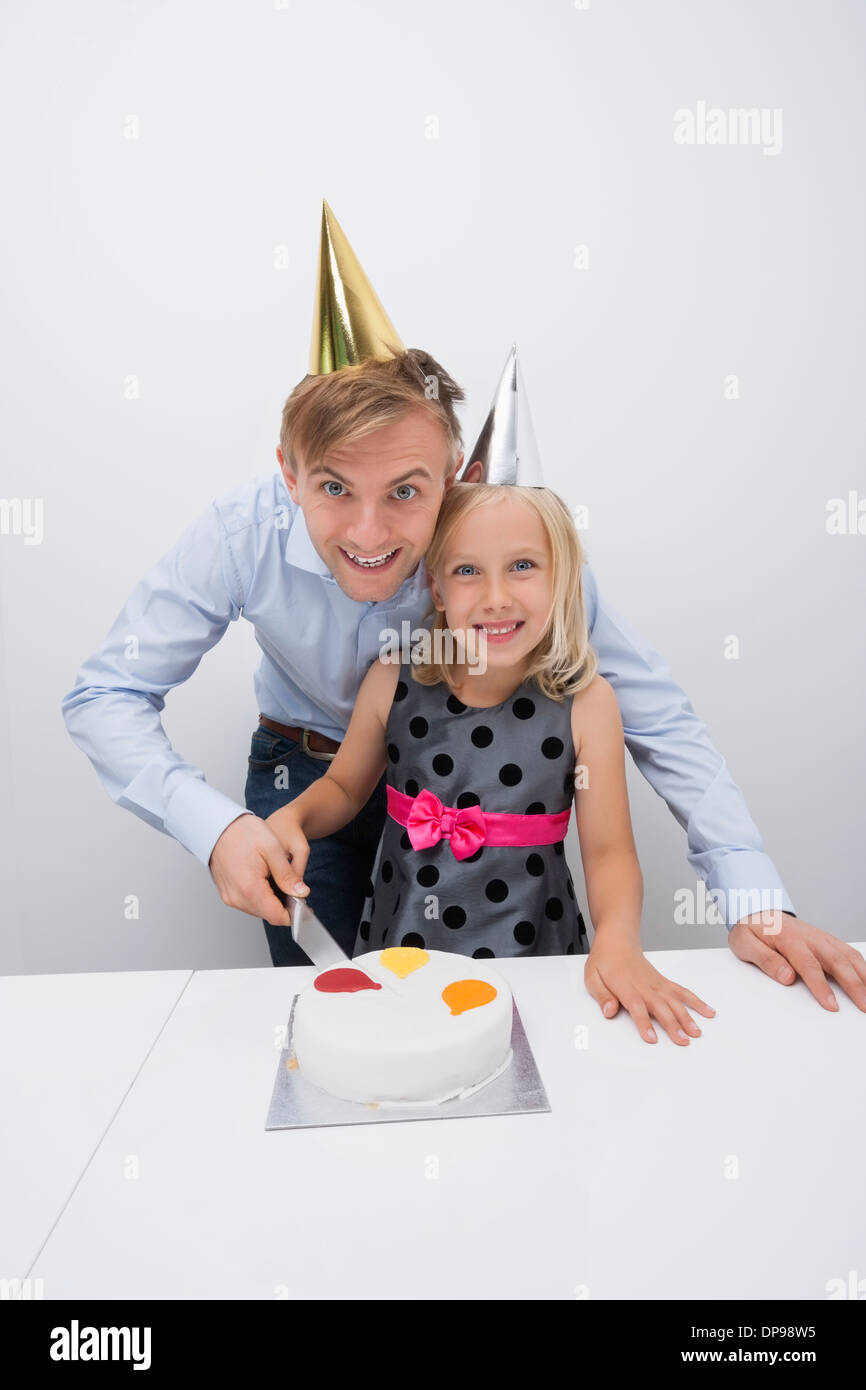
[459,344,545,486]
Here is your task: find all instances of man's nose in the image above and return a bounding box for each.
[347,503,391,550]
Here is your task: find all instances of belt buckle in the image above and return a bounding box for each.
[301,728,336,763]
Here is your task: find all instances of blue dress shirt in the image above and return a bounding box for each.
[61,470,794,927]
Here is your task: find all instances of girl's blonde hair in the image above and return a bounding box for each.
[413,483,598,701]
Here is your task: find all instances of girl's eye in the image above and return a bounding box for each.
[392,484,417,501]
[323,480,346,497]
[455,564,478,576]
[512,559,534,572]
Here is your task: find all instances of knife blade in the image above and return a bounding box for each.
[267,874,349,969]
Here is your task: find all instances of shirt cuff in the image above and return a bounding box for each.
[704,851,796,929]
[163,778,254,867]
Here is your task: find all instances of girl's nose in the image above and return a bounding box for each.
[481,579,513,611]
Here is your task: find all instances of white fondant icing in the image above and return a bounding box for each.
[292,949,514,1104]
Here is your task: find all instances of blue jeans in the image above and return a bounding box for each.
[244,723,387,966]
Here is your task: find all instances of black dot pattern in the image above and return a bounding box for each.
[353,659,585,958]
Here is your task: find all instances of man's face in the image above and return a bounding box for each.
[279,406,463,602]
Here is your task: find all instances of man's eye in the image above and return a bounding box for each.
[323,481,346,497]
[512,559,534,572]
[392,484,417,500]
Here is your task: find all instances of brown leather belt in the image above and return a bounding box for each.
[258,714,341,761]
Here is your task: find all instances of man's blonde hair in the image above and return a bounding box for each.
[280,348,465,472]
[413,483,598,701]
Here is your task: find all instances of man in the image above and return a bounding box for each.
[62,201,866,1018]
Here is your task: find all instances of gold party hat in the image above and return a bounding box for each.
[308,200,405,375]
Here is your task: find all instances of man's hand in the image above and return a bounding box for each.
[584,939,716,1045]
[729,912,866,1012]
[208,814,301,927]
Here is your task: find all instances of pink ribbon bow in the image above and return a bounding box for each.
[405,788,487,861]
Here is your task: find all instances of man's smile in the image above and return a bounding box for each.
[338,545,402,571]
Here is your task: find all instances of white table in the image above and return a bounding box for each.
[0,969,191,1282]
[8,946,866,1299]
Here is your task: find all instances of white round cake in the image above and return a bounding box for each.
[292,947,513,1105]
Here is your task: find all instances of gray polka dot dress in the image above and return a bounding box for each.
[352,660,590,959]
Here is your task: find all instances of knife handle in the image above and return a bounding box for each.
[267,873,294,921]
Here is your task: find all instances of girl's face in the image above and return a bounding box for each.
[429,493,553,670]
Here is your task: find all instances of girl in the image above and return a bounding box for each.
[267,483,715,1046]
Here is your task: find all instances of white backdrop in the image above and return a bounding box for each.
[1,0,863,974]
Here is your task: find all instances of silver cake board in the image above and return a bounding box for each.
[265,997,550,1129]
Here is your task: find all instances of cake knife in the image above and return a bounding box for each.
[267,874,349,968]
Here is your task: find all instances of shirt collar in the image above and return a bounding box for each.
[283,495,332,578]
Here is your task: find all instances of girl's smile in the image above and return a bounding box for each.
[472,619,526,644]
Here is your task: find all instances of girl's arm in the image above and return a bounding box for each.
[572,676,716,1046]
[572,675,643,943]
[266,656,398,892]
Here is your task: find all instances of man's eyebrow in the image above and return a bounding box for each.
[306,463,435,487]
[387,467,435,486]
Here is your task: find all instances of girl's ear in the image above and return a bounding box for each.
[428,569,446,611]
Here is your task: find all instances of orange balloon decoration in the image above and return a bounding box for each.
[441,979,498,1016]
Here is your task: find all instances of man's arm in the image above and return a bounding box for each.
[61,500,253,866]
[582,563,794,928]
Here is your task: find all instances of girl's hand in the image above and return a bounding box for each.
[584,940,716,1045]
[264,809,311,897]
